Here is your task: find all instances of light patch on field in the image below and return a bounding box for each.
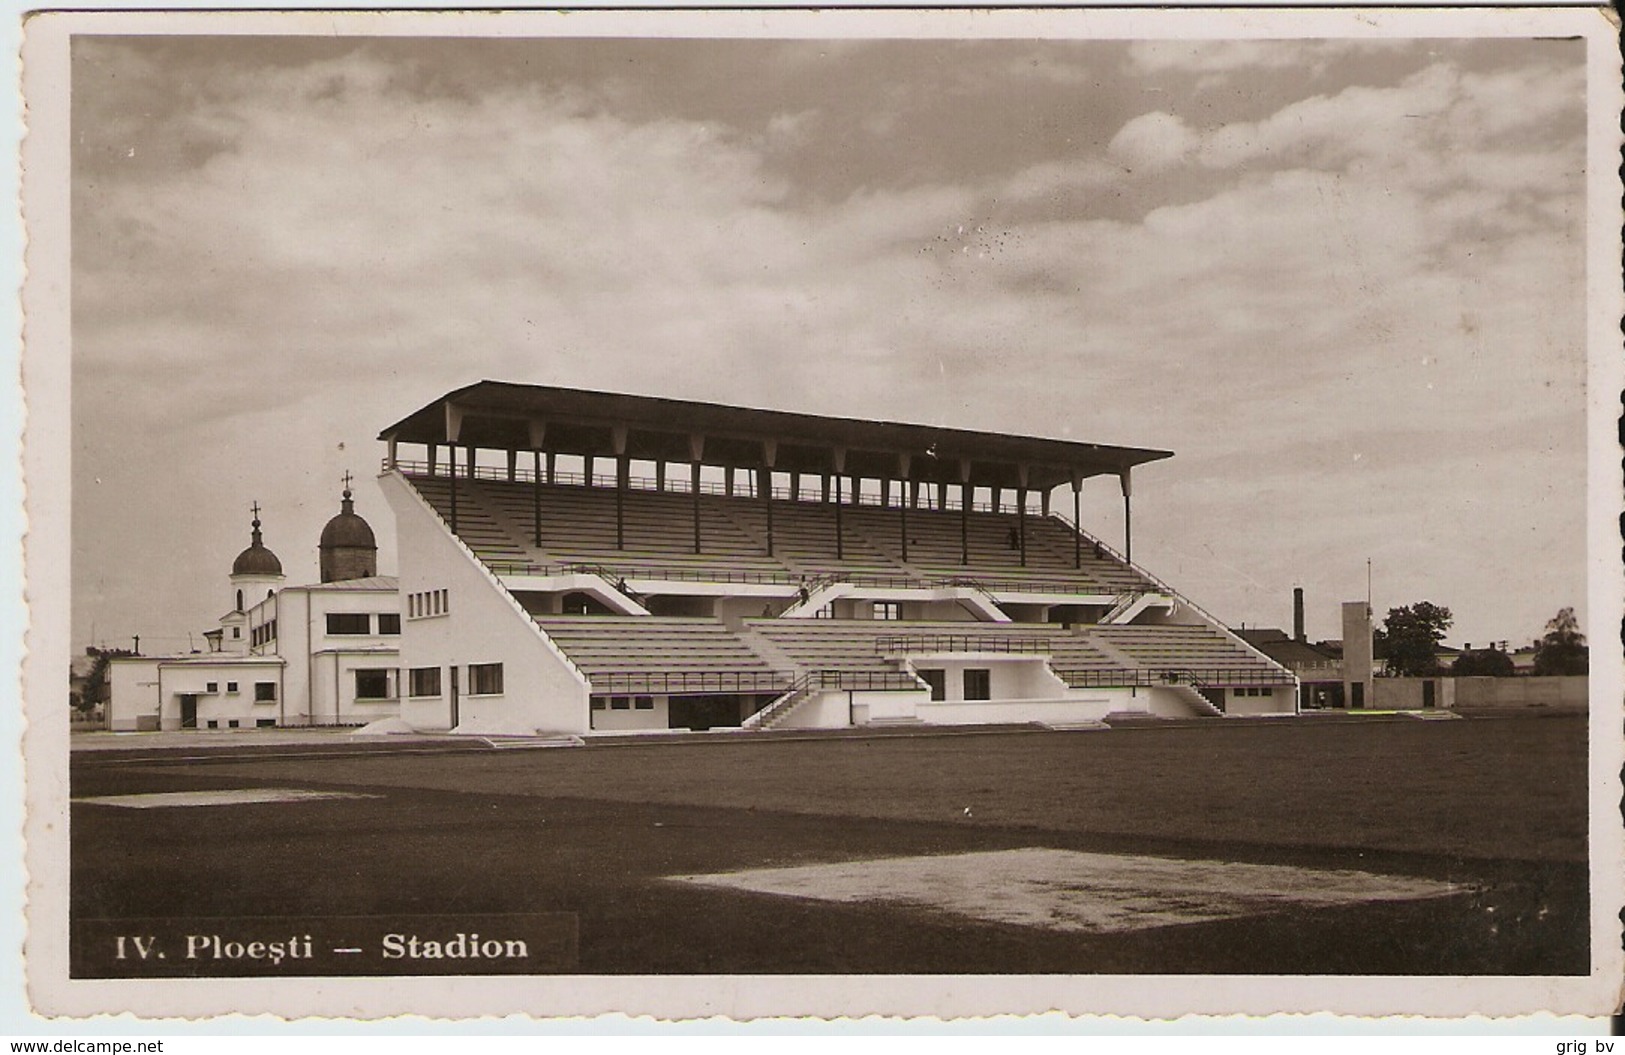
[74,789,379,809]
[671,847,1462,934]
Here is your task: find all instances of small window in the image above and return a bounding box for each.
[409,594,419,618]
[226,681,238,693]
[256,719,276,728]
[255,682,277,701]
[236,589,244,611]
[232,627,241,639]
[206,720,218,729]
[227,719,240,729]
[326,613,370,635]
[205,682,218,694]
[354,669,394,700]
[634,696,654,710]
[590,698,607,711]
[610,696,630,710]
[919,669,947,702]
[468,663,503,696]
[408,667,441,697]
[963,668,992,701]
[875,602,902,621]
[378,613,401,635]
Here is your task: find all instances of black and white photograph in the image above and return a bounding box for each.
[16,5,1624,1024]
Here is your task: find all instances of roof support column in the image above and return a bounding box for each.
[583,454,594,487]
[385,437,398,472]
[655,461,666,492]
[532,451,543,549]
[724,466,736,498]
[545,451,556,486]
[959,459,972,567]
[528,420,547,551]
[1072,474,1084,570]
[612,425,629,551]
[1120,470,1133,565]
[428,443,438,478]
[689,435,705,555]
[761,440,777,558]
[506,450,518,483]
[832,448,847,562]
[936,482,947,512]
[1017,465,1030,568]
[896,454,911,563]
[447,443,458,533]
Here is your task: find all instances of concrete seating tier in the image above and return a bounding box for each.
[1088,623,1281,679]
[402,471,1153,596]
[534,617,778,677]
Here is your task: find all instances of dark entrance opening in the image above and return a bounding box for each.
[668,694,744,731]
[1423,680,1437,709]
[1350,681,1365,709]
[178,694,198,730]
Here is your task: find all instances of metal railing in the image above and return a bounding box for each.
[1060,667,1297,689]
[587,669,797,695]
[873,634,1053,655]
[488,560,802,587]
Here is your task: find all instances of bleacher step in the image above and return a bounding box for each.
[479,734,587,750]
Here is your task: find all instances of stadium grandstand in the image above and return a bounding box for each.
[377,381,1296,735]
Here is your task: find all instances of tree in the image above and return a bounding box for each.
[1451,647,1515,677]
[1533,607,1588,676]
[1376,601,1453,677]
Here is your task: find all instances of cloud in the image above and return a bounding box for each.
[1106,110,1197,171]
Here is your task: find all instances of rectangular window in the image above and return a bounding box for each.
[634,696,654,710]
[875,602,902,621]
[468,662,503,696]
[232,627,241,639]
[256,719,276,728]
[408,667,442,698]
[919,669,946,702]
[205,682,218,694]
[378,613,401,635]
[610,696,630,710]
[354,668,394,701]
[326,612,371,635]
[440,589,449,614]
[590,698,606,711]
[226,681,238,693]
[227,719,240,729]
[963,668,992,701]
[254,682,277,702]
[206,720,218,729]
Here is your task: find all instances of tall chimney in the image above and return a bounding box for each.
[1293,587,1306,643]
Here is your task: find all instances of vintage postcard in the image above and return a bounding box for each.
[17,6,1625,1022]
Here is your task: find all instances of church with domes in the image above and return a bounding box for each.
[107,483,404,732]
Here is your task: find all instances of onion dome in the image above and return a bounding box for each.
[232,513,283,577]
[319,484,378,583]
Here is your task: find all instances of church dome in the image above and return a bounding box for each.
[319,484,378,583]
[320,490,377,549]
[232,515,283,577]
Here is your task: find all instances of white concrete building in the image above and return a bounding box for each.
[107,489,404,731]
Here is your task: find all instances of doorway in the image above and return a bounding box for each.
[448,666,460,729]
[668,695,743,731]
[179,694,198,729]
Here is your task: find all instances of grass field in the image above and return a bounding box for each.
[68,713,1589,976]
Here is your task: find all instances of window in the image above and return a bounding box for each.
[256,719,275,728]
[378,613,401,635]
[468,663,504,695]
[232,627,241,639]
[354,669,395,700]
[206,720,218,729]
[590,698,607,711]
[226,682,238,694]
[236,589,244,611]
[227,720,240,729]
[634,696,654,710]
[255,682,277,702]
[963,668,992,701]
[326,613,370,635]
[610,697,630,710]
[408,667,441,697]
[918,669,946,702]
[205,682,218,694]
[875,602,902,621]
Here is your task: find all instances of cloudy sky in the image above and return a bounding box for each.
[70,30,1588,653]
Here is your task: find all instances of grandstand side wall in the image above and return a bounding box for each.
[382,472,591,735]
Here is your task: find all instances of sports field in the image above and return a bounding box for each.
[68,713,1588,976]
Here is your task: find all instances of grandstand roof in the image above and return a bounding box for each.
[380,380,1172,491]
